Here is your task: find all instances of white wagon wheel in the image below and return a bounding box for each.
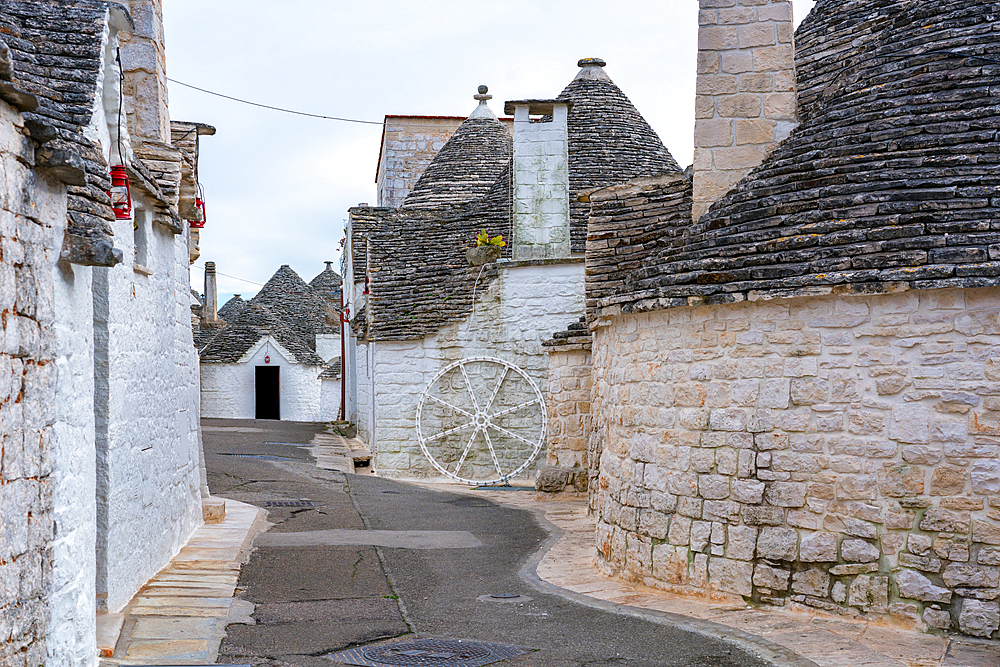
[415,357,545,486]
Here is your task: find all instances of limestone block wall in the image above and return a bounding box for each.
[546,346,593,469]
[368,261,585,479]
[119,0,171,144]
[592,288,1000,638]
[692,0,797,220]
[511,104,571,260]
[200,340,323,422]
[0,97,64,667]
[377,116,464,208]
[95,198,203,613]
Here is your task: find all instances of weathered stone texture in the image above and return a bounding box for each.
[592,289,1000,637]
[376,116,468,209]
[544,344,592,472]
[0,96,63,667]
[693,0,797,220]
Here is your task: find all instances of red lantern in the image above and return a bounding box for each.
[189,183,207,229]
[264,355,270,364]
[108,165,132,220]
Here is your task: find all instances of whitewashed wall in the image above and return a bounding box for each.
[94,199,203,613]
[49,260,97,667]
[371,261,585,479]
[320,378,342,421]
[200,337,323,422]
[356,339,373,446]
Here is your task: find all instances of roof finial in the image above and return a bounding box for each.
[469,84,497,120]
[574,58,611,82]
[324,261,333,271]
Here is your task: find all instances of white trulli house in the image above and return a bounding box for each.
[341,61,681,483]
[199,264,342,421]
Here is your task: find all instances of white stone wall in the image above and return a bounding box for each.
[0,97,65,667]
[49,260,97,667]
[356,339,373,446]
[316,334,340,362]
[592,287,1000,638]
[371,261,585,479]
[320,378,342,422]
[95,198,203,613]
[200,338,323,422]
[512,104,571,260]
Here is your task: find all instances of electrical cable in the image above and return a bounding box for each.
[167,78,385,125]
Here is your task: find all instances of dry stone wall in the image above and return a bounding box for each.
[592,287,1000,638]
[545,345,592,470]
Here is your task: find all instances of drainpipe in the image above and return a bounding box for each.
[339,288,346,421]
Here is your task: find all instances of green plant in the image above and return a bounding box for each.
[475,230,506,248]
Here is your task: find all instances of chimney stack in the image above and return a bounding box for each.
[692,0,798,221]
[504,84,573,260]
[203,261,220,325]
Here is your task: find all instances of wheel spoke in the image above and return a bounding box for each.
[481,426,505,480]
[484,367,509,412]
[454,426,480,476]
[489,398,540,420]
[423,420,476,443]
[460,363,481,413]
[488,423,538,449]
[425,393,474,419]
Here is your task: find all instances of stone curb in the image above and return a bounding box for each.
[517,505,821,667]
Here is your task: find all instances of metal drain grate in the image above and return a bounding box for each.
[261,500,315,508]
[224,454,293,462]
[330,638,531,667]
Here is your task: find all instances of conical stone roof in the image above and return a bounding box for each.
[309,263,343,305]
[250,265,337,345]
[627,0,1000,304]
[400,89,512,210]
[556,59,683,252]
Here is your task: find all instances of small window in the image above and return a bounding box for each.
[134,209,150,271]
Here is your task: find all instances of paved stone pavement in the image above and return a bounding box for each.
[98,498,265,664]
[104,420,1000,666]
[433,484,1000,667]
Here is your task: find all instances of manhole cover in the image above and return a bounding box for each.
[261,500,315,508]
[330,638,531,667]
[446,497,492,508]
[489,593,519,599]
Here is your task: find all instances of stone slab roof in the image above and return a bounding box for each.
[400,116,512,210]
[320,357,342,380]
[557,62,683,254]
[199,303,324,366]
[199,266,336,364]
[309,264,343,305]
[1,0,128,266]
[605,0,1000,313]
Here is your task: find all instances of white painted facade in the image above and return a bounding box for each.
[200,336,326,422]
[364,261,585,478]
[320,378,342,422]
[49,260,97,667]
[510,102,571,260]
[94,197,204,614]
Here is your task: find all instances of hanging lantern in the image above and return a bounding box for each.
[108,165,132,220]
[189,183,207,229]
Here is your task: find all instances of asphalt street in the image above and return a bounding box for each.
[203,419,772,667]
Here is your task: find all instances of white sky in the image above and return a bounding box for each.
[166,0,815,303]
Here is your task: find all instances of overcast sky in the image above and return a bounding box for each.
[165,0,815,303]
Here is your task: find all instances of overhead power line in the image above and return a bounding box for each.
[167,78,385,125]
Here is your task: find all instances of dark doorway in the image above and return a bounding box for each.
[255,366,280,420]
